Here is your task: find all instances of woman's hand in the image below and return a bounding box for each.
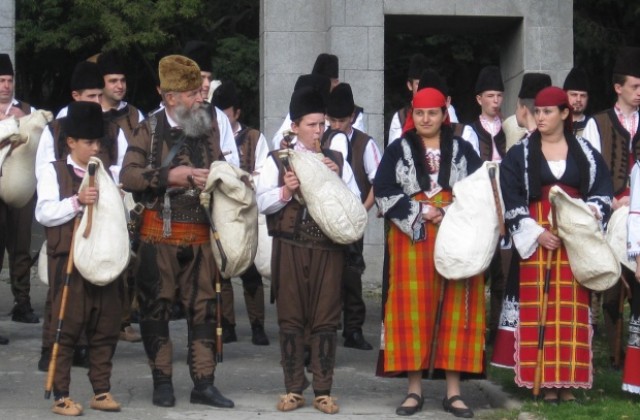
[421,205,444,224]
[537,229,560,250]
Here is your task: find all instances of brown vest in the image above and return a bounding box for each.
[348,129,373,203]
[266,149,344,249]
[235,124,261,173]
[45,161,82,257]
[593,109,640,196]
[470,119,506,162]
[15,100,32,115]
[104,104,141,143]
[50,117,120,169]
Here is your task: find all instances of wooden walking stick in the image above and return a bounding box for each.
[197,186,227,363]
[533,198,558,398]
[488,165,506,240]
[45,216,81,399]
[82,162,97,238]
[428,273,446,379]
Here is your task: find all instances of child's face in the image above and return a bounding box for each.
[67,137,100,167]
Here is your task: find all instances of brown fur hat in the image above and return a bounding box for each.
[158,55,202,92]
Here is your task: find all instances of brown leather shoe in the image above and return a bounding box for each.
[52,397,83,416]
[90,392,121,411]
[313,395,339,414]
[277,392,305,412]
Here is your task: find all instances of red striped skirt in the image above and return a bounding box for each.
[382,191,485,375]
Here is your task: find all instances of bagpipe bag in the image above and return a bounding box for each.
[606,205,636,271]
[0,111,52,207]
[73,156,130,285]
[288,150,367,245]
[550,185,619,291]
[435,162,504,280]
[203,161,258,279]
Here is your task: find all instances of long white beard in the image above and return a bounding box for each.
[173,103,212,137]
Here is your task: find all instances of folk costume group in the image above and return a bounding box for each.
[2,38,640,419]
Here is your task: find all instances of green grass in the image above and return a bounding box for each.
[480,314,640,419]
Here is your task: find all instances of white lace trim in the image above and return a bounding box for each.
[499,296,520,328]
[622,383,640,395]
[512,218,544,259]
[629,314,640,348]
[577,137,597,190]
[505,206,529,222]
[398,140,421,195]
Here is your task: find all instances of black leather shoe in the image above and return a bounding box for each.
[251,323,270,346]
[344,331,373,350]
[0,335,8,345]
[443,395,474,418]
[222,325,237,344]
[190,384,234,408]
[153,383,175,407]
[38,347,51,371]
[11,304,39,324]
[395,393,423,416]
[72,346,90,368]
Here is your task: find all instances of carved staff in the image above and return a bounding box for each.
[533,197,558,398]
[82,162,97,238]
[45,216,81,399]
[428,273,446,379]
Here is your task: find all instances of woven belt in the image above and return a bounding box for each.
[140,211,210,245]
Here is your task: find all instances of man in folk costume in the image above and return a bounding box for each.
[563,67,590,139]
[36,60,127,372]
[0,53,38,331]
[624,161,640,395]
[36,101,123,415]
[96,50,144,343]
[459,65,508,345]
[120,55,234,409]
[583,46,640,368]
[325,82,381,350]
[375,87,484,417]
[256,86,360,414]
[496,87,613,401]
[211,80,270,346]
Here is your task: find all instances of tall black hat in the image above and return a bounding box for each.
[475,65,504,94]
[212,80,239,110]
[182,40,212,73]
[312,53,339,79]
[70,61,105,91]
[518,73,552,99]
[418,69,449,96]
[0,54,14,76]
[612,46,640,78]
[327,83,355,118]
[289,87,325,121]
[407,54,427,80]
[63,101,104,139]
[97,50,125,76]
[294,73,330,107]
[563,67,589,91]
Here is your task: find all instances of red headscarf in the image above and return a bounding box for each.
[402,87,450,134]
[534,86,574,133]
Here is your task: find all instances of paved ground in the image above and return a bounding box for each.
[0,226,517,419]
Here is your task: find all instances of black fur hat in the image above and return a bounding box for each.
[563,67,589,91]
[289,87,325,121]
[418,68,449,97]
[475,65,504,94]
[182,40,212,73]
[70,61,105,91]
[312,53,339,79]
[518,73,552,99]
[64,101,104,139]
[212,80,239,110]
[327,83,355,118]
[0,54,13,76]
[97,50,125,76]
[613,47,640,78]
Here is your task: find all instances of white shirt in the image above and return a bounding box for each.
[347,129,381,182]
[35,155,85,227]
[256,139,360,215]
[234,124,270,172]
[388,104,459,145]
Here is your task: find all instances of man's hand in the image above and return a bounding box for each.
[322,157,339,174]
[168,166,209,188]
[282,170,299,200]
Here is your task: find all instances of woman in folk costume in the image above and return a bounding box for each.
[374,87,484,418]
[493,86,613,402]
[625,162,640,395]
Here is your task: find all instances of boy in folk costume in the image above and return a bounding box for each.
[35,101,123,415]
[256,87,360,414]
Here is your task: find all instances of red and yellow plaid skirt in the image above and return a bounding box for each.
[515,185,592,389]
[383,190,485,375]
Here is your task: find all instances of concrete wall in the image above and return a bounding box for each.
[0,2,15,63]
[262,0,574,288]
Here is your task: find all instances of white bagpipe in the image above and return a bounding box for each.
[0,110,53,207]
[278,148,368,245]
[72,157,130,285]
[252,173,272,280]
[434,161,505,280]
[605,205,636,272]
[201,161,259,279]
[549,185,620,291]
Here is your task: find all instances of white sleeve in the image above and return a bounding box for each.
[253,132,270,173]
[511,217,545,259]
[461,125,480,156]
[256,156,289,215]
[328,132,349,160]
[56,107,68,119]
[109,128,128,184]
[216,107,240,167]
[137,110,145,123]
[271,114,292,150]
[363,138,382,181]
[447,105,459,123]
[35,126,56,181]
[628,163,640,258]
[353,112,366,133]
[582,118,601,153]
[341,160,361,198]
[35,163,79,227]
[388,112,402,145]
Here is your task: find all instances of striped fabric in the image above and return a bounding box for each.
[383,190,485,375]
[140,210,210,245]
[514,187,592,389]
